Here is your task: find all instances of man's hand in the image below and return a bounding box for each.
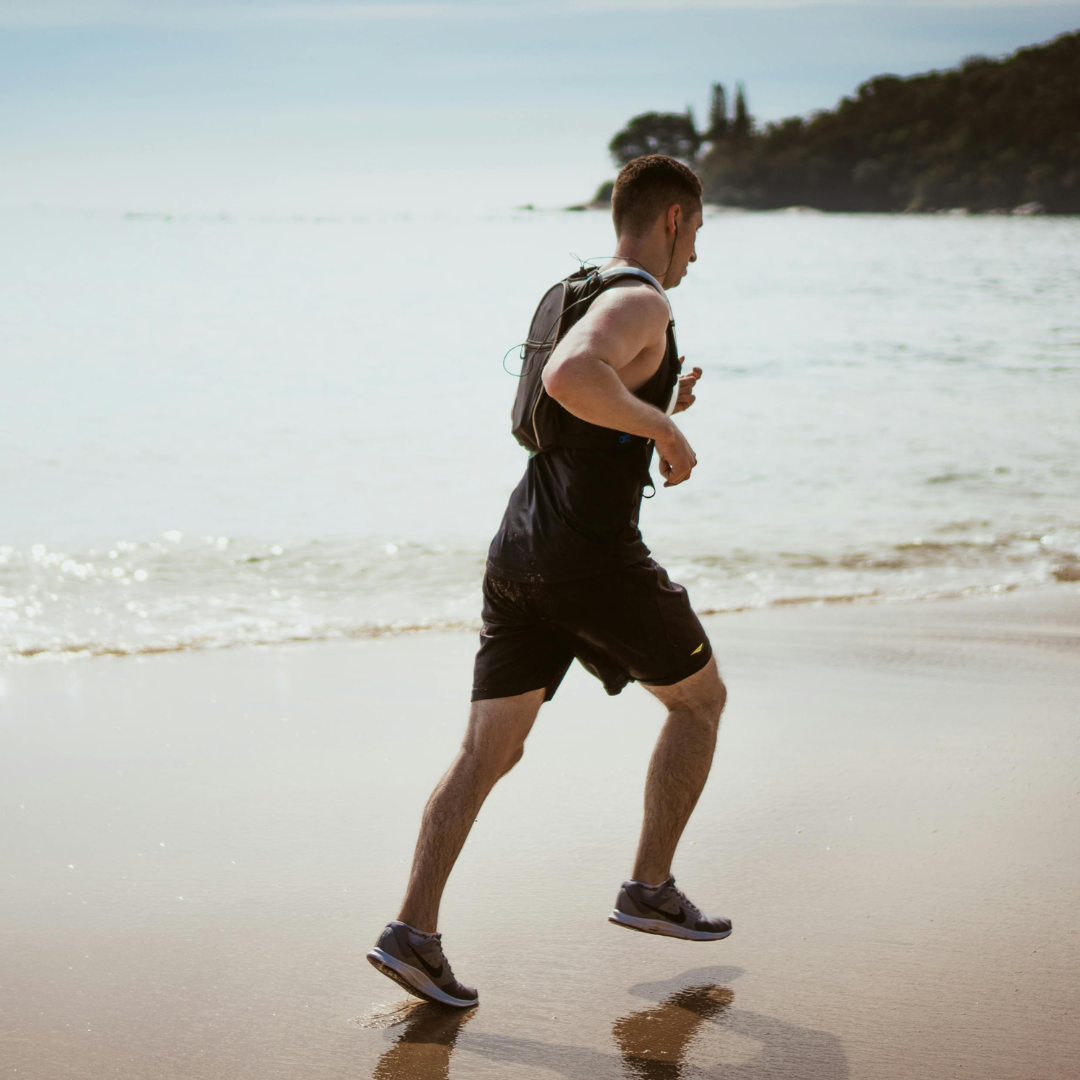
[672,362,702,415]
[654,419,697,487]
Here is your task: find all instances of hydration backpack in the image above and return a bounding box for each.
[509,265,677,454]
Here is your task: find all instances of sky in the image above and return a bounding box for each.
[2,1,1078,212]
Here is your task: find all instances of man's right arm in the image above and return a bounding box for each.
[541,287,698,486]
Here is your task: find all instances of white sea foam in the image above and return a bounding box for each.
[1,524,1076,660]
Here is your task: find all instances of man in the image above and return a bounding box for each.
[368,155,730,1009]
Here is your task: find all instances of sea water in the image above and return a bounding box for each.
[2,207,1078,659]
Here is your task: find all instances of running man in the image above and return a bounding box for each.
[368,155,730,1008]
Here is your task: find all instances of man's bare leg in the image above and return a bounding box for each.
[397,688,545,933]
[632,657,727,885]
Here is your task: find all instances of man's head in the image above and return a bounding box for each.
[611,154,703,288]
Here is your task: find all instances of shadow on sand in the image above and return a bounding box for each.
[371,966,848,1079]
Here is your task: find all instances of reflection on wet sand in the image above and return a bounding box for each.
[617,968,849,1080]
[372,1002,475,1080]
[614,984,734,1078]
[364,968,848,1079]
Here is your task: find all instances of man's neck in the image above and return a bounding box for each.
[607,243,670,288]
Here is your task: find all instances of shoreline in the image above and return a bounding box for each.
[5,579,1075,665]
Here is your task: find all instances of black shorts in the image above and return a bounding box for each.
[471,558,713,702]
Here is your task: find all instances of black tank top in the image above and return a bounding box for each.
[487,305,679,583]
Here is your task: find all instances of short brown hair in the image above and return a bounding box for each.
[611,154,703,236]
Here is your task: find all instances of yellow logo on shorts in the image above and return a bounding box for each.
[691,643,704,656]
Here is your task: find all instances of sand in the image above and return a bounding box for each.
[1,586,1078,1079]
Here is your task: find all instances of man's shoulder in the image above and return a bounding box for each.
[588,278,670,328]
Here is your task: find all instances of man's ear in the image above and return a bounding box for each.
[667,202,682,236]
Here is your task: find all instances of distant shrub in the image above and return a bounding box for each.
[609,112,701,166]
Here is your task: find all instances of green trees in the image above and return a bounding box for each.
[606,82,750,169]
[691,81,758,206]
[705,83,728,142]
[607,83,754,167]
[731,83,753,147]
[602,31,1080,213]
[608,110,701,166]
[697,31,1080,212]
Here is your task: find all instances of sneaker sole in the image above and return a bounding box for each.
[366,948,478,1009]
[608,911,733,941]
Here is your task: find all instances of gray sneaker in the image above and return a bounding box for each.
[609,877,732,941]
[367,921,478,1009]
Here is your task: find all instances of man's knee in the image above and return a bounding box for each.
[499,744,525,777]
[462,690,542,780]
[708,673,728,720]
[461,730,527,781]
[693,673,726,729]
[664,665,726,729]
[682,669,725,738]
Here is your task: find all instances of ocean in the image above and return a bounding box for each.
[2,206,1078,660]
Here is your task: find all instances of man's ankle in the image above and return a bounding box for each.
[396,912,438,935]
[630,869,671,889]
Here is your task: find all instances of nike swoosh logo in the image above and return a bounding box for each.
[691,643,704,656]
[409,942,444,981]
[639,897,687,924]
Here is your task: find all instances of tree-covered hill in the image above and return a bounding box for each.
[605,31,1080,213]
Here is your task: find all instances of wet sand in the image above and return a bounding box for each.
[2,587,1078,1079]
